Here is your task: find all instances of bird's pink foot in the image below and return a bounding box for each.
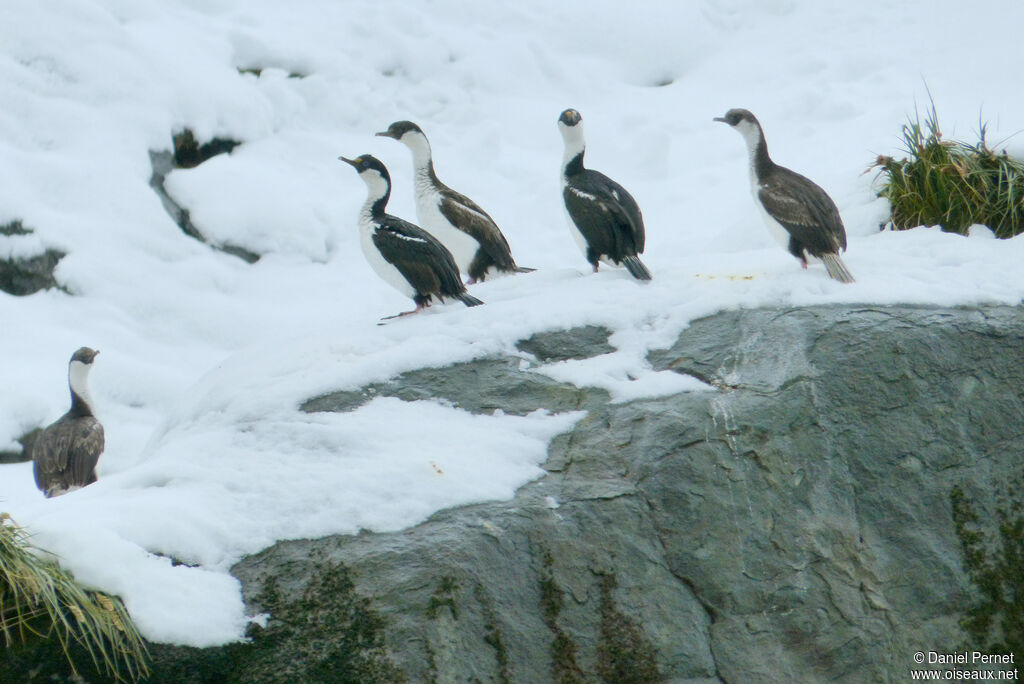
[380,301,429,320]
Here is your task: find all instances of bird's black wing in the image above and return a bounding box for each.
[564,170,645,258]
[32,418,75,484]
[757,167,847,256]
[68,419,103,487]
[438,190,516,271]
[372,216,465,296]
[32,415,103,493]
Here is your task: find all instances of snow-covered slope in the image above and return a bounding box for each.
[2,0,1023,646]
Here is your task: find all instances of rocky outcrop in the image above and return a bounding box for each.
[0,428,38,464]
[6,304,1024,683]
[0,220,65,296]
[148,132,260,264]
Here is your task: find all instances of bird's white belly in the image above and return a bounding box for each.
[360,222,416,298]
[753,197,792,250]
[416,193,479,275]
[747,172,792,252]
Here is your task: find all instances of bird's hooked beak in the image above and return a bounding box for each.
[374,130,396,139]
[338,156,359,168]
[712,116,728,124]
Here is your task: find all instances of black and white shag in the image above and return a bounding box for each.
[376,120,532,283]
[714,108,855,283]
[340,154,483,318]
[557,108,651,280]
[32,347,104,498]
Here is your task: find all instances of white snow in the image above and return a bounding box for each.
[3,0,1024,646]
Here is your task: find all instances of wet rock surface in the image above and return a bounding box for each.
[6,304,1024,683]
[243,304,1024,683]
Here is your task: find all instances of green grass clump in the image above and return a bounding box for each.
[0,512,149,682]
[873,97,1024,237]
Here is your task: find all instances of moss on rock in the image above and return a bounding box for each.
[147,556,404,683]
[596,574,660,684]
[536,546,585,684]
[427,575,459,620]
[951,478,1024,664]
[474,584,511,684]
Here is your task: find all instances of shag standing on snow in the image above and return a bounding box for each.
[340,154,483,318]
[714,108,855,283]
[557,108,651,280]
[32,347,104,498]
[376,120,532,283]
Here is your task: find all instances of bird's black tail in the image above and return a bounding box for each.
[622,255,652,281]
[458,292,484,307]
[514,265,536,273]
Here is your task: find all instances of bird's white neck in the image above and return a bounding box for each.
[734,118,769,182]
[358,170,390,218]
[401,132,434,176]
[68,360,96,415]
[559,123,586,175]
[734,118,763,153]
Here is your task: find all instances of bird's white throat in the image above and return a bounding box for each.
[358,169,390,215]
[558,123,586,171]
[400,131,434,175]
[733,118,763,154]
[733,118,767,185]
[68,360,96,413]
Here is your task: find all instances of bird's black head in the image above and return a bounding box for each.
[713,108,757,127]
[558,109,582,127]
[375,120,424,140]
[70,347,99,365]
[339,154,389,179]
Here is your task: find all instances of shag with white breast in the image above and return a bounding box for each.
[557,108,651,280]
[714,108,854,283]
[32,347,104,498]
[340,154,483,318]
[376,120,532,283]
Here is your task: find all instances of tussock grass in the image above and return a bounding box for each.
[873,96,1024,238]
[0,512,149,682]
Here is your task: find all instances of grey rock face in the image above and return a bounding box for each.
[11,304,1022,683]
[0,220,65,296]
[148,145,260,264]
[515,325,616,362]
[230,304,1024,683]
[644,305,1024,682]
[301,356,611,417]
